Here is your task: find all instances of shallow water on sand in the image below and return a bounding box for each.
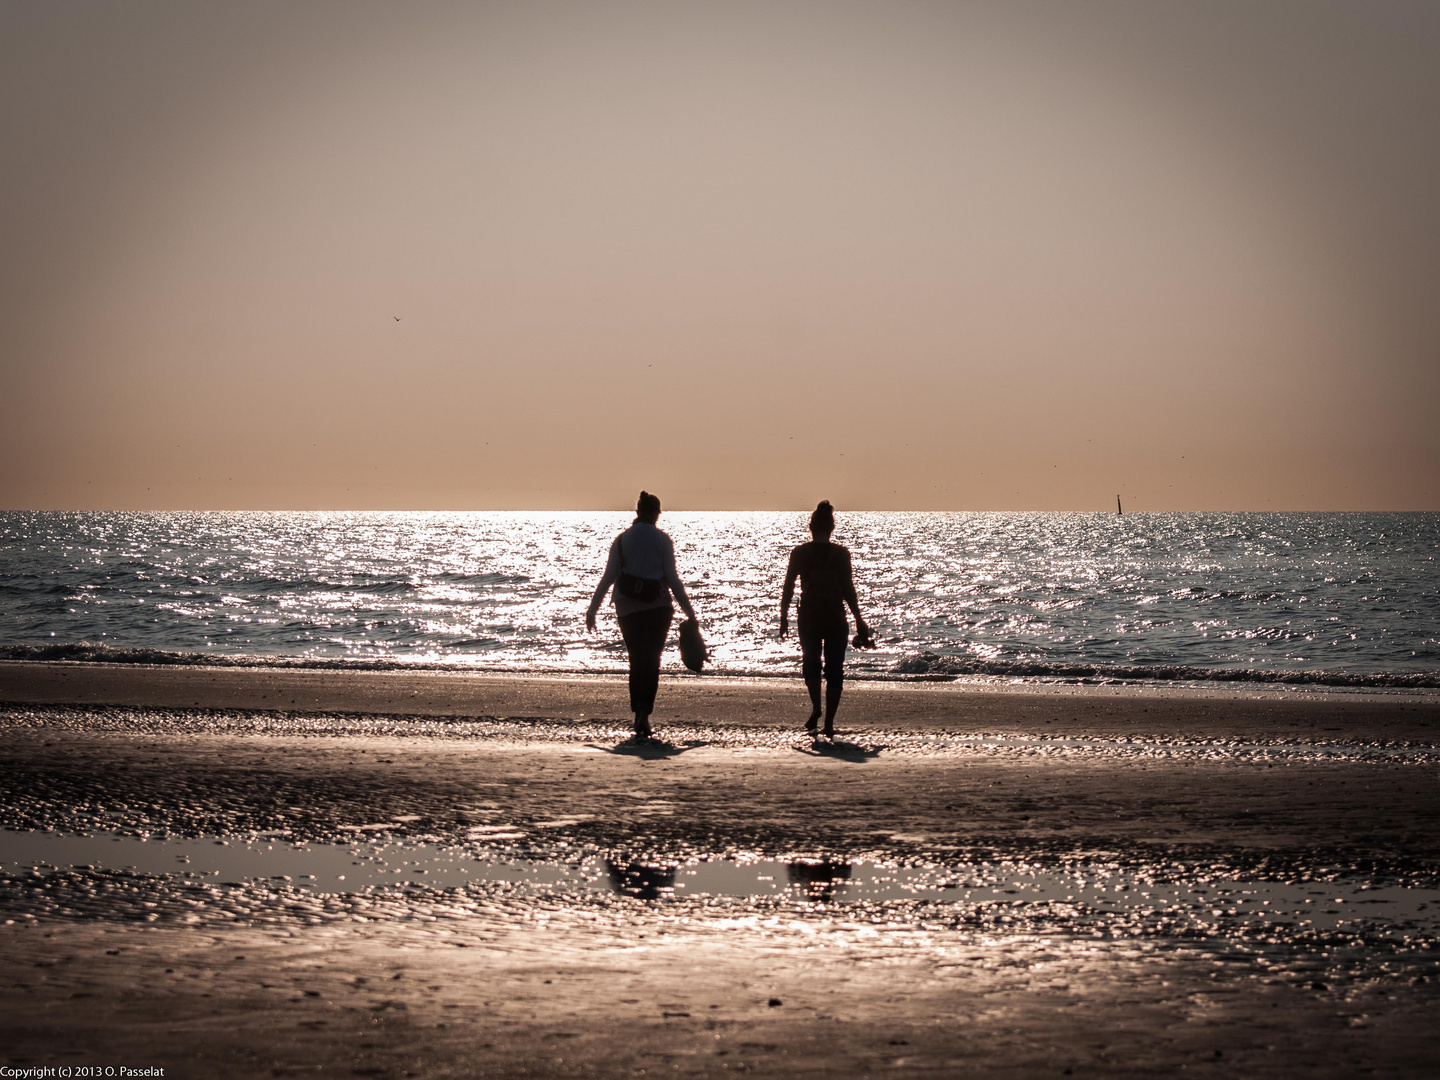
[5,700,1438,1001]
[4,829,1438,951]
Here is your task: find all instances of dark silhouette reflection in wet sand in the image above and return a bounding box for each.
[786,860,853,901]
[795,738,882,763]
[605,860,677,900]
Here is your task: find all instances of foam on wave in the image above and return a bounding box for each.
[0,643,416,671]
[888,651,1440,689]
[3,641,1438,690]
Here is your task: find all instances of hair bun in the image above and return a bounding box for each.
[809,500,835,534]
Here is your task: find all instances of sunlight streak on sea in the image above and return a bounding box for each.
[1,511,1436,690]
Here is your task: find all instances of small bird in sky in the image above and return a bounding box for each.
[394,316,401,321]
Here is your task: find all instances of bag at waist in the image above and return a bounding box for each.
[618,572,664,603]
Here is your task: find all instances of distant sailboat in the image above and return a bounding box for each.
[1117,494,1123,515]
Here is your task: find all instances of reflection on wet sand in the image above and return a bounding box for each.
[606,860,678,900]
[786,860,852,901]
[3,689,1438,1077]
[5,828,1440,944]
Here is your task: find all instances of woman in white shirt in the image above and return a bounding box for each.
[586,491,698,742]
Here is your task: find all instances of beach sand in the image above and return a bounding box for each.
[2,661,1439,1077]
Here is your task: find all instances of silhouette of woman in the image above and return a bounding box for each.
[780,501,869,739]
[586,491,698,742]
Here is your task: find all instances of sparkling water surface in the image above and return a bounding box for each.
[1,511,1436,689]
[6,828,1436,937]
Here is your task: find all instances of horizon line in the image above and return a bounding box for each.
[4,506,1437,515]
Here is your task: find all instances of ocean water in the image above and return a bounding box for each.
[0,511,1436,690]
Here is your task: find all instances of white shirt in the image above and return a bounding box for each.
[587,521,697,621]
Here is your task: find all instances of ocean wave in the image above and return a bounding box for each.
[0,643,261,666]
[200,575,422,596]
[0,643,416,670]
[3,641,1438,691]
[0,642,608,674]
[888,651,1440,689]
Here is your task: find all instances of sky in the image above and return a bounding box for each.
[2,0,1437,511]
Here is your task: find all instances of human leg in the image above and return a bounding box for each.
[820,624,849,736]
[798,623,823,731]
[619,607,673,738]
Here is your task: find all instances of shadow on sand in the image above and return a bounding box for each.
[590,738,701,760]
[795,738,883,763]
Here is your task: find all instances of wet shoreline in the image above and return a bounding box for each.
[3,673,1439,1076]
[4,660,1438,734]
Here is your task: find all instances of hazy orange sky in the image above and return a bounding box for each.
[2,0,1437,510]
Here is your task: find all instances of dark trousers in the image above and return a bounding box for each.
[618,607,673,715]
[800,620,848,694]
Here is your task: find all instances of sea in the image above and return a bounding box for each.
[0,511,1436,692]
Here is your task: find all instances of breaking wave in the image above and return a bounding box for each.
[888,652,1440,689]
[0,643,435,671]
[4,641,1438,693]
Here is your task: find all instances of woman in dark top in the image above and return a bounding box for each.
[586,491,698,743]
[780,500,869,739]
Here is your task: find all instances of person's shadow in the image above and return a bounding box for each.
[794,738,883,763]
[591,738,700,760]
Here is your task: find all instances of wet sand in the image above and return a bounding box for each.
[3,658,1439,740]
[2,661,1439,1077]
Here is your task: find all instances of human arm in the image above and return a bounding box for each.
[662,537,697,622]
[585,536,622,631]
[779,549,798,638]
